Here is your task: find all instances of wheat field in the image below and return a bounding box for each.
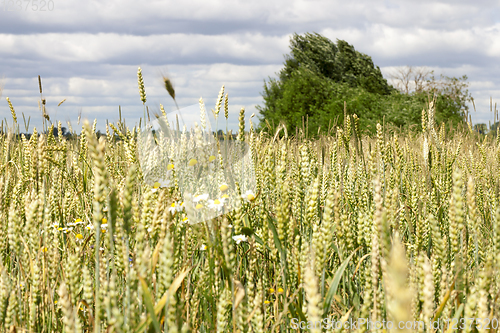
[0,83,500,332]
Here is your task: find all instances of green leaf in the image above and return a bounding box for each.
[289,302,307,323]
[266,213,283,255]
[433,271,458,322]
[444,303,464,333]
[240,226,254,237]
[323,246,360,317]
[138,276,161,333]
[135,268,191,333]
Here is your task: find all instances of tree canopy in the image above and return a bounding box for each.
[257,32,471,135]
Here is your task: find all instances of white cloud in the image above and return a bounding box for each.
[0,32,289,65]
[321,24,500,63]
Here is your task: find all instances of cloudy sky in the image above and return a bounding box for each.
[0,0,499,133]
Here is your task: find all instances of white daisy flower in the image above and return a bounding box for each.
[232,234,248,244]
[182,217,189,224]
[168,202,183,214]
[74,219,85,225]
[101,224,108,229]
[208,198,225,211]
[85,224,94,231]
[75,234,84,243]
[241,190,256,202]
[147,227,153,233]
[200,244,206,251]
[193,193,209,202]
[159,178,170,187]
[152,179,169,193]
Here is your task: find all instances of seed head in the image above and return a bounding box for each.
[224,93,229,119]
[214,85,225,118]
[137,67,147,105]
[163,75,175,101]
[6,97,16,123]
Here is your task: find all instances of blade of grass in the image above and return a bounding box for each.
[135,268,191,333]
[138,276,161,333]
[432,270,459,322]
[323,246,361,317]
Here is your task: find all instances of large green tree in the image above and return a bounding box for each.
[277,33,394,95]
[257,32,470,135]
[257,33,395,133]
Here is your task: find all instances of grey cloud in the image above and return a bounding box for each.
[2,0,500,131]
[1,0,498,36]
